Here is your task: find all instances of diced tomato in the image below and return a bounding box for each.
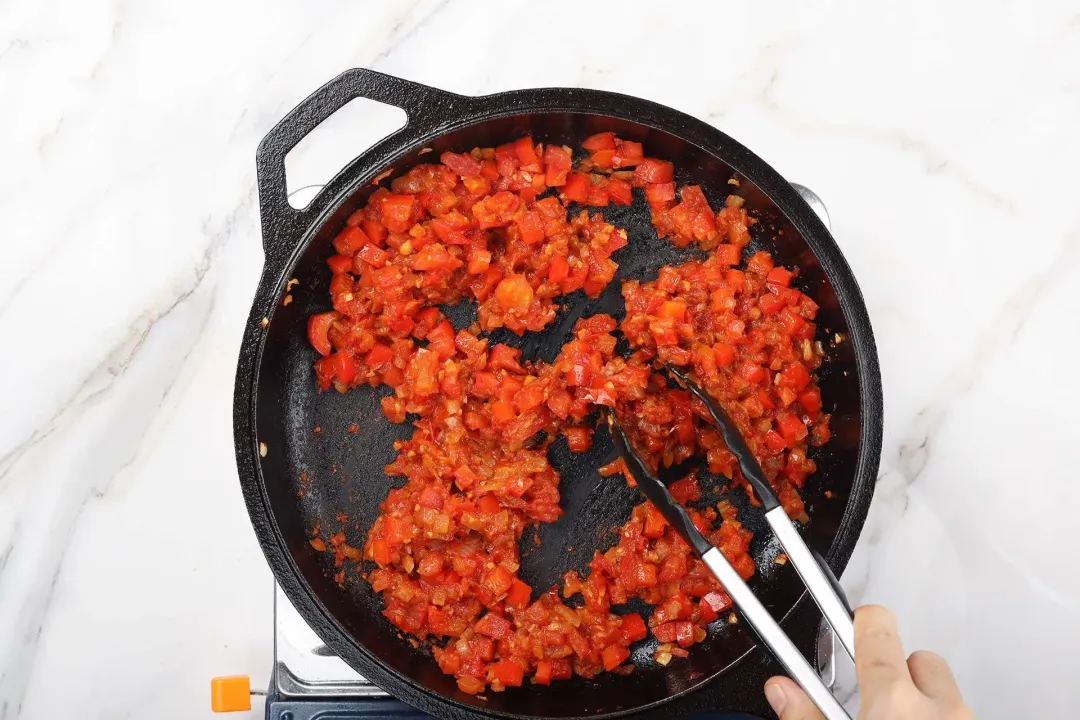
[547,254,569,284]
[453,464,481,491]
[356,243,390,267]
[478,495,501,515]
[562,426,593,453]
[759,291,787,315]
[490,659,524,687]
[360,219,387,245]
[714,244,741,266]
[307,313,335,356]
[657,300,687,320]
[700,590,733,622]
[329,273,352,297]
[365,343,393,368]
[601,644,630,671]
[517,210,545,245]
[645,182,676,205]
[746,250,774,275]
[539,391,571,423]
[586,179,610,206]
[712,343,736,367]
[652,622,678,644]
[441,151,483,177]
[405,348,439,395]
[380,194,416,233]
[495,143,520,177]
[466,247,492,275]
[475,612,511,639]
[633,158,674,185]
[534,660,553,685]
[588,149,614,170]
[643,504,667,539]
[490,400,516,423]
[653,621,695,648]
[775,411,809,447]
[780,307,807,336]
[426,320,456,359]
[473,191,522,229]
[455,675,484,695]
[488,344,524,373]
[668,475,701,503]
[799,388,823,415]
[562,172,590,203]
[325,351,355,385]
[582,132,617,151]
[675,621,695,648]
[495,274,535,310]
[778,362,811,391]
[767,267,794,287]
[612,140,644,168]
[605,177,633,205]
[411,243,462,272]
[620,612,648,643]
[515,383,546,413]
[412,307,440,335]
[470,372,499,399]
[543,145,572,186]
[549,658,572,681]
[368,538,390,566]
[417,485,443,511]
[513,136,539,167]
[738,363,766,384]
[764,430,788,454]
[481,568,513,601]
[505,579,531,609]
[333,226,369,255]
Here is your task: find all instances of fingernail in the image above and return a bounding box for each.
[765,681,787,715]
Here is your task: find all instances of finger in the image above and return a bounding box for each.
[853,605,911,696]
[907,650,963,706]
[764,676,826,720]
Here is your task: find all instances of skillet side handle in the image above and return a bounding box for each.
[255,69,470,258]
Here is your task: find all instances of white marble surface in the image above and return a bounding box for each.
[3,0,1079,717]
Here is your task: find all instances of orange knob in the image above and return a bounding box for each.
[210,675,252,712]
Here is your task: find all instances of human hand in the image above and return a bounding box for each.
[763,605,974,719]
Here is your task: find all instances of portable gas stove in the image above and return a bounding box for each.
[211,184,840,720]
[266,583,421,718]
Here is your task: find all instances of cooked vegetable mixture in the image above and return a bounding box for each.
[305,132,829,694]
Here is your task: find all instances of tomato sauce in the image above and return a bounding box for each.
[305,133,830,693]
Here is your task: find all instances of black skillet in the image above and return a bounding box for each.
[234,68,883,719]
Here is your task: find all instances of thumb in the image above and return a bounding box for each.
[764,676,825,720]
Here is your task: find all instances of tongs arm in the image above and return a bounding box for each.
[667,367,856,661]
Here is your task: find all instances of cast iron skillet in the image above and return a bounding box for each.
[234,68,882,719]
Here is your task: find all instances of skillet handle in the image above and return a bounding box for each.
[255,69,471,259]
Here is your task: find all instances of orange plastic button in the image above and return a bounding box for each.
[210,675,252,712]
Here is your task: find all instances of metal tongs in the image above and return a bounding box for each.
[606,366,855,720]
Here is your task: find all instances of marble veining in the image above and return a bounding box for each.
[3,0,1079,718]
